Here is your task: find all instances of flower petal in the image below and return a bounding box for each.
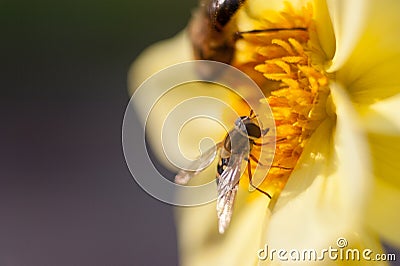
[368,133,400,189]
[312,0,335,61]
[335,0,400,103]
[128,31,192,93]
[325,0,369,72]
[366,178,400,248]
[264,83,372,253]
[357,97,400,243]
[176,193,270,266]
[365,132,400,246]
[358,94,400,135]
[339,55,400,105]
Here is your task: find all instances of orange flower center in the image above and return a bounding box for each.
[232,3,330,200]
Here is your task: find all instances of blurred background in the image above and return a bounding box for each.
[1,0,196,265]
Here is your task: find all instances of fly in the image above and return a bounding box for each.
[175,111,272,234]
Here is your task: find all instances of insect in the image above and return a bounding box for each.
[188,0,244,64]
[175,111,272,234]
[188,0,307,64]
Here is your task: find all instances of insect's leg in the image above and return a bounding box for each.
[247,159,272,198]
[253,137,286,147]
[270,165,293,170]
[250,154,293,170]
[235,27,307,39]
[249,154,265,166]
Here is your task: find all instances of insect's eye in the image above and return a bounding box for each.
[208,0,246,30]
[245,123,262,138]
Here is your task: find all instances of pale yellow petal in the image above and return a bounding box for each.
[366,178,400,248]
[325,0,369,72]
[358,94,400,135]
[264,83,372,255]
[368,132,400,190]
[364,132,400,249]
[128,30,192,93]
[338,55,400,105]
[365,132,400,248]
[335,0,400,103]
[176,191,270,266]
[312,0,335,61]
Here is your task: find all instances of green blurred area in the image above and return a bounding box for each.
[1,0,197,97]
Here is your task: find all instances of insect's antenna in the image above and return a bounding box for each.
[261,127,270,136]
[235,27,307,39]
[253,136,286,147]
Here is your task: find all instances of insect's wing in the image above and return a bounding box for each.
[175,143,222,185]
[216,152,245,234]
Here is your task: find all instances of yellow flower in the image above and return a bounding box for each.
[129,0,400,265]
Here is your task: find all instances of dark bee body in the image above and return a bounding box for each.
[209,0,246,31]
[189,0,245,64]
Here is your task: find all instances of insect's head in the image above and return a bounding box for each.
[234,115,265,139]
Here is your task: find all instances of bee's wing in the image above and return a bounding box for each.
[175,142,222,185]
[216,152,245,234]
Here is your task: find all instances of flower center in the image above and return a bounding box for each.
[232,3,330,199]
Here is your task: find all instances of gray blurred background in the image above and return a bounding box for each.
[1,0,196,265]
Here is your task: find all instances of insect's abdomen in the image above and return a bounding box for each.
[209,0,246,31]
[216,157,230,183]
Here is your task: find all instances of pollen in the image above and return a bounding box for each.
[233,3,330,200]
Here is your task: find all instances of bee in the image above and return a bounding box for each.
[188,0,244,64]
[175,111,272,234]
[188,0,307,64]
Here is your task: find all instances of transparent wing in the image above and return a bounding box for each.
[175,142,222,185]
[216,152,245,234]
